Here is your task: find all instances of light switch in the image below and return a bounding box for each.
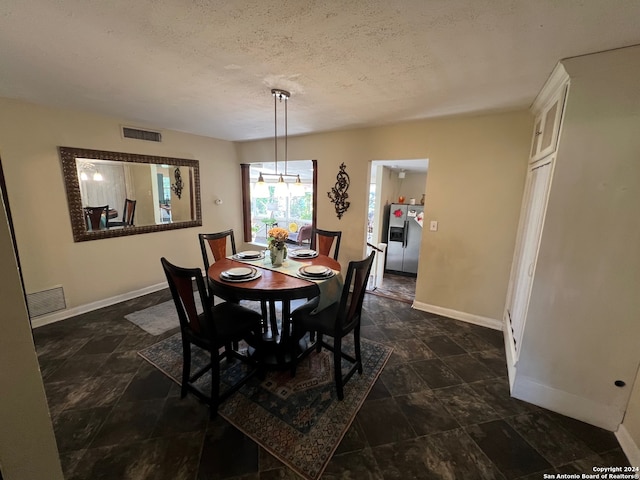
[429,220,438,231]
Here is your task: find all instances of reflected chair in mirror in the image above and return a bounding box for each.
[108,199,136,227]
[160,257,264,416]
[84,205,108,231]
[290,251,375,400]
[311,228,342,260]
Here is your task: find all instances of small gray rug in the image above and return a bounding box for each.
[125,297,306,336]
[125,296,203,335]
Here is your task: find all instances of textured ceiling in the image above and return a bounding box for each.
[1,1,639,141]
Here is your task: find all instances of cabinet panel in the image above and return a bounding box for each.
[507,158,553,357]
[530,84,567,162]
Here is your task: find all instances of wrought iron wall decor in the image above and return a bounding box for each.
[171,167,184,199]
[327,162,350,219]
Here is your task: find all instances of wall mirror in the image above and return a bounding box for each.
[59,146,201,242]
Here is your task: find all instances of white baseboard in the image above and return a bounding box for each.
[411,301,503,331]
[616,424,640,467]
[512,374,623,431]
[31,282,168,329]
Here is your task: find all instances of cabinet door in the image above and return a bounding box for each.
[507,158,554,357]
[530,85,567,161]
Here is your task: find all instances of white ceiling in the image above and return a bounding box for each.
[1,1,639,142]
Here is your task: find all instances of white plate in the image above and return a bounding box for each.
[237,250,262,258]
[298,270,334,280]
[221,270,262,283]
[222,267,254,278]
[290,249,318,258]
[233,251,264,260]
[238,250,262,257]
[300,265,330,276]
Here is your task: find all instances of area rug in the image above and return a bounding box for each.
[138,333,392,479]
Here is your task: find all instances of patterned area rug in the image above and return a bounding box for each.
[138,333,392,480]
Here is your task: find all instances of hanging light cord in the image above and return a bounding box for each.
[274,90,278,175]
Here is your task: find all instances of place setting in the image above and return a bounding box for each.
[297,264,334,281]
[220,266,262,283]
[232,250,265,261]
[288,248,318,259]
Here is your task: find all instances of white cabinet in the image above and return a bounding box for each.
[504,46,640,431]
[529,73,568,161]
[505,64,568,363]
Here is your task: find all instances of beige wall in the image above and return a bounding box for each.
[237,110,532,321]
[0,97,242,310]
[0,96,530,324]
[130,163,156,225]
[0,195,63,479]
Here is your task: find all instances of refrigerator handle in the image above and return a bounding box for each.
[403,221,409,247]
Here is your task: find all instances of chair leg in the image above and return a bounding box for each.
[354,327,363,374]
[315,333,323,352]
[334,337,344,400]
[224,342,235,363]
[260,300,269,334]
[181,341,191,398]
[210,352,220,417]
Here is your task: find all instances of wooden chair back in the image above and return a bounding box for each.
[311,228,342,260]
[122,199,137,226]
[199,230,237,271]
[84,205,108,231]
[337,251,375,333]
[160,257,213,338]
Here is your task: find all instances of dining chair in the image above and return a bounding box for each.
[161,257,264,416]
[296,224,313,246]
[199,230,271,334]
[311,228,342,260]
[199,230,237,299]
[290,251,375,400]
[84,205,108,231]
[108,198,136,227]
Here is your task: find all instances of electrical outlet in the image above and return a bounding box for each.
[429,220,438,231]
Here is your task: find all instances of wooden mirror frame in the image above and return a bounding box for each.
[59,146,202,242]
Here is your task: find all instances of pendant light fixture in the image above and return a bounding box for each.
[254,88,304,196]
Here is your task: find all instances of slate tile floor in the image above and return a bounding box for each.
[33,289,629,479]
[369,272,416,304]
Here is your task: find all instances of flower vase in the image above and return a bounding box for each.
[270,246,286,267]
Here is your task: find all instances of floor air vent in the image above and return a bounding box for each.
[122,126,162,142]
[27,286,66,318]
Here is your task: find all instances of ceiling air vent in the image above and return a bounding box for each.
[122,126,162,142]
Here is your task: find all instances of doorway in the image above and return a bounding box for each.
[366,158,429,302]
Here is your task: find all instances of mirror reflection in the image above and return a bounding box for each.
[76,159,195,230]
[59,147,201,242]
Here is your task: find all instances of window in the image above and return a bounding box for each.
[241,160,317,245]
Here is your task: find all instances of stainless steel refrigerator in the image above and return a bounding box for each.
[385,204,424,275]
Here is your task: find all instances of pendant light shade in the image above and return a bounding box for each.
[290,174,304,196]
[274,173,288,197]
[254,172,269,197]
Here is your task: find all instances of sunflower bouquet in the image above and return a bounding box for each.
[267,227,289,251]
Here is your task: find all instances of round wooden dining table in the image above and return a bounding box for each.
[207,254,341,367]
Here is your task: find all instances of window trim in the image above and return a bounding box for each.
[241,160,317,243]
